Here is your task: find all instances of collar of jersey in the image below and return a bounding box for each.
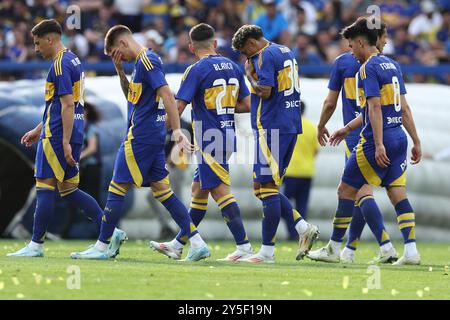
[199,54,219,60]
[136,48,148,63]
[249,42,271,58]
[53,48,67,60]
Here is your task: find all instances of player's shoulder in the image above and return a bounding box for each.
[138,48,163,71]
[181,60,202,81]
[53,49,79,76]
[360,54,379,79]
[334,52,358,66]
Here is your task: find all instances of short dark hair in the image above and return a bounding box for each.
[232,25,264,50]
[189,23,215,43]
[31,19,62,37]
[341,17,379,46]
[104,25,132,54]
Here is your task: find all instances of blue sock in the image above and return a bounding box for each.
[260,188,281,246]
[176,197,207,245]
[217,194,249,245]
[330,198,354,243]
[279,192,302,240]
[395,198,416,244]
[154,189,198,243]
[60,187,102,228]
[98,182,128,243]
[358,196,391,246]
[32,182,56,243]
[346,205,366,250]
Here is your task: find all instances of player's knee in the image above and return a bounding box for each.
[337,182,357,199]
[386,186,407,206]
[357,184,373,199]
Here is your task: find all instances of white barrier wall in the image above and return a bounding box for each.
[88,75,450,239]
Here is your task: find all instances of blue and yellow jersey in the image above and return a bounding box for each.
[126,48,168,145]
[249,42,302,134]
[41,49,85,144]
[176,55,250,152]
[357,53,407,141]
[328,52,362,145]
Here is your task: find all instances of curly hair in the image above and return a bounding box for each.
[231,25,263,51]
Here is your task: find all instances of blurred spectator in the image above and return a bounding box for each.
[254,0,290,45]
[408,0,443,44]
[0,0,449,83]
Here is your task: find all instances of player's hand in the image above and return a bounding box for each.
[329,126,350,146]
[375,144,390,168]
[63,143,77,167]
[411,143,422,165]
[111,49,124,72]
[21,128,40,147]
[173,129,195,153]
[317,126,330,146]
[245,59,256,80]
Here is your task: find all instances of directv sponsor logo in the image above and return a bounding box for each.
[285,100,300,108]
[156,114,166,122]
[220,120,234,128]
[74,113,84,120]
[387,116,402,124]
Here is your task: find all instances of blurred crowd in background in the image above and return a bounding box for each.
[1,0,450,83]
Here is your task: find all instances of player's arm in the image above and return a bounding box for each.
[401,95,421,164]
[317,89,340,146]
[245,59,271,100]
[111,49,129,99]
[158,85,194,152]
[368,96,390,168]
[235,95,251,113]
[329,113,363,146]
[60,94,77,166]
[21,122,43,147]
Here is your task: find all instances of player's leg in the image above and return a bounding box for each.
[342,184,397,263]
[7,177,57,257]
[210,183,253,261]
[150,179,210,261]
[387,186,420,265]
[280,177,301,241]
[152,180,209,259]
[8,139,60,257]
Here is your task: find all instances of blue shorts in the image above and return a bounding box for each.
[342,134,408,189]
[112,140,169,187]
[253,132,297,186]
[344,137,359,163]
[35,138,81,183]
[193,150,231,190]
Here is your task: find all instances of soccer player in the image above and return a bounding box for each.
[71,25,210,261]
[231,25,319,263]
[319,17,422,265]
[308,21,398,264]
[7,19,123,257]
[149,23,254,261]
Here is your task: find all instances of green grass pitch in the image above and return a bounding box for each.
[0,240,449,300]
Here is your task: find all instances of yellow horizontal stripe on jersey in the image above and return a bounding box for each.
[277,66,292,92]
[343,77,356,100]
[127,82,142,105]
[356,137,382,186]
[42,139,65,182]
[45,82,55,102]
[36,181,55,191]
[44,102,53,138]
[256,98,281,186]
[204,85,238,110]
[380,83,401,106]
[72,80,80,103]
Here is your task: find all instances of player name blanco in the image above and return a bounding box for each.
[213,62,233,71]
